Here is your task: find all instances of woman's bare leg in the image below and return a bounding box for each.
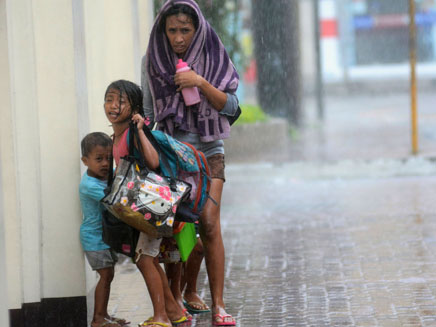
[199,178,234,324]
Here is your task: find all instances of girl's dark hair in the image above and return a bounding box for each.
[81,132,112,157]
[158,3,199,33]
[104,80,143,117]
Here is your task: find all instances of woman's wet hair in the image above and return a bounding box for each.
[81,132,112,157]
[158,3,199,33]
[104,80,143,117]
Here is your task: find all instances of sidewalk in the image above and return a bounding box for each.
[292,89,436,162]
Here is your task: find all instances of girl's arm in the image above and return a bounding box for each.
[174,70,227,111]
[132,114,159,170]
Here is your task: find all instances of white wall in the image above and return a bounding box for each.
[0,3,11,326]
[84,0,154,136]
[33,0,84,298]
[2,0,26,310]
[0,0,154,318]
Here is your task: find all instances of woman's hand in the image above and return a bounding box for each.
[175,70,227,111]
[174,70,203,92]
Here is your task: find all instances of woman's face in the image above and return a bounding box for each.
[165,13,196,57]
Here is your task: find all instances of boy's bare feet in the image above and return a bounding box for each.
[107,316,130,326]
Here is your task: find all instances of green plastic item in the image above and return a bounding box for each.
[173,222,197,262]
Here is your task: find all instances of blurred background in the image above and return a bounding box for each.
[157,0,436,163]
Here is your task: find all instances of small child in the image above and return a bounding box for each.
[79,132,129,327]
[103,80,189,327]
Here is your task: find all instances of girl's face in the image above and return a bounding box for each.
[104,88,132,124]
[165,13,196,57]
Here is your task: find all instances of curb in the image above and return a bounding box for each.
[225,118,291,163]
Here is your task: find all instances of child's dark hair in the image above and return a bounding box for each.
[104,80,143,116]
[81,132,112,157]
[158,3,199,33]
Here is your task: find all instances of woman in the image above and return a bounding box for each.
[141,0,239,325]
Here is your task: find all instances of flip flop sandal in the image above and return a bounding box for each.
[171,315,188,325]
[212,314,236,326]
[92,319,122,327]
[183,300,211,314]
[182,308,193,321]
[110,316,131,326]
[138,320,171,327]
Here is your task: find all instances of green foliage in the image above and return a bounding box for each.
[234,104,268,125]
[152,0,246,73]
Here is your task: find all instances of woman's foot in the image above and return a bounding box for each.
[212,313,236,326]
[211,306,235,326]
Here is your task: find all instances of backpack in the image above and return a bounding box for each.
[135,124,216,222]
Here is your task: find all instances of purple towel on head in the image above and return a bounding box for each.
[145,0,239,142]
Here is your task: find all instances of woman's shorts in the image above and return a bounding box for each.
[135,232,162,261]
[207,153,225,181]
[85,249,118,271]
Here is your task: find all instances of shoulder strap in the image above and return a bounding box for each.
[107,135,115,187]
[130,122,174,178]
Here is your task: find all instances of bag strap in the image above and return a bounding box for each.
[107,135,115,187]
[129,121,175,179]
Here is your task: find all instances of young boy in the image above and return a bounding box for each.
[79,132,129,327]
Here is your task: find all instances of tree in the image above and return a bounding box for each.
[251,0,301,125]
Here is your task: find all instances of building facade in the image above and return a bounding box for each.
[0,0,153,326]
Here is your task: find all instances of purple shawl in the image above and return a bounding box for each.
[145,0,239,142]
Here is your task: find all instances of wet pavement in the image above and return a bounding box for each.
[105,90,436,326]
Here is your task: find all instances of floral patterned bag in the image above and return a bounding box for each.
[101,127,192,238]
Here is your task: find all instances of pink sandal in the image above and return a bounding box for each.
[212,314,236,326]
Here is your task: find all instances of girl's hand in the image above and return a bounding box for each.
[174,70,203,92]
[132,113,145,130]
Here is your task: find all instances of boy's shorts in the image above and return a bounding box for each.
[135,232,162,261]
[85,249,118,271]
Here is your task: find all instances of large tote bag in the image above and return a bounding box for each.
[101,124,191,238]
[101,209,139,258]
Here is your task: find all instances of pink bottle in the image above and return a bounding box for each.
[176,59,201,106]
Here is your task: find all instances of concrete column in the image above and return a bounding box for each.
[0,163,9,327]
[300,0,317,93]
[1,0,27,312]
[30,0,85,298]
[7,0,43,305]
[0,3,10,322]
[320,0,342,81]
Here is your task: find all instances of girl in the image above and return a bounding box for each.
[104,80,189,327]
[141,1,239,325]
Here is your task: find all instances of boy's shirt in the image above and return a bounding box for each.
[79,172,110,251]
